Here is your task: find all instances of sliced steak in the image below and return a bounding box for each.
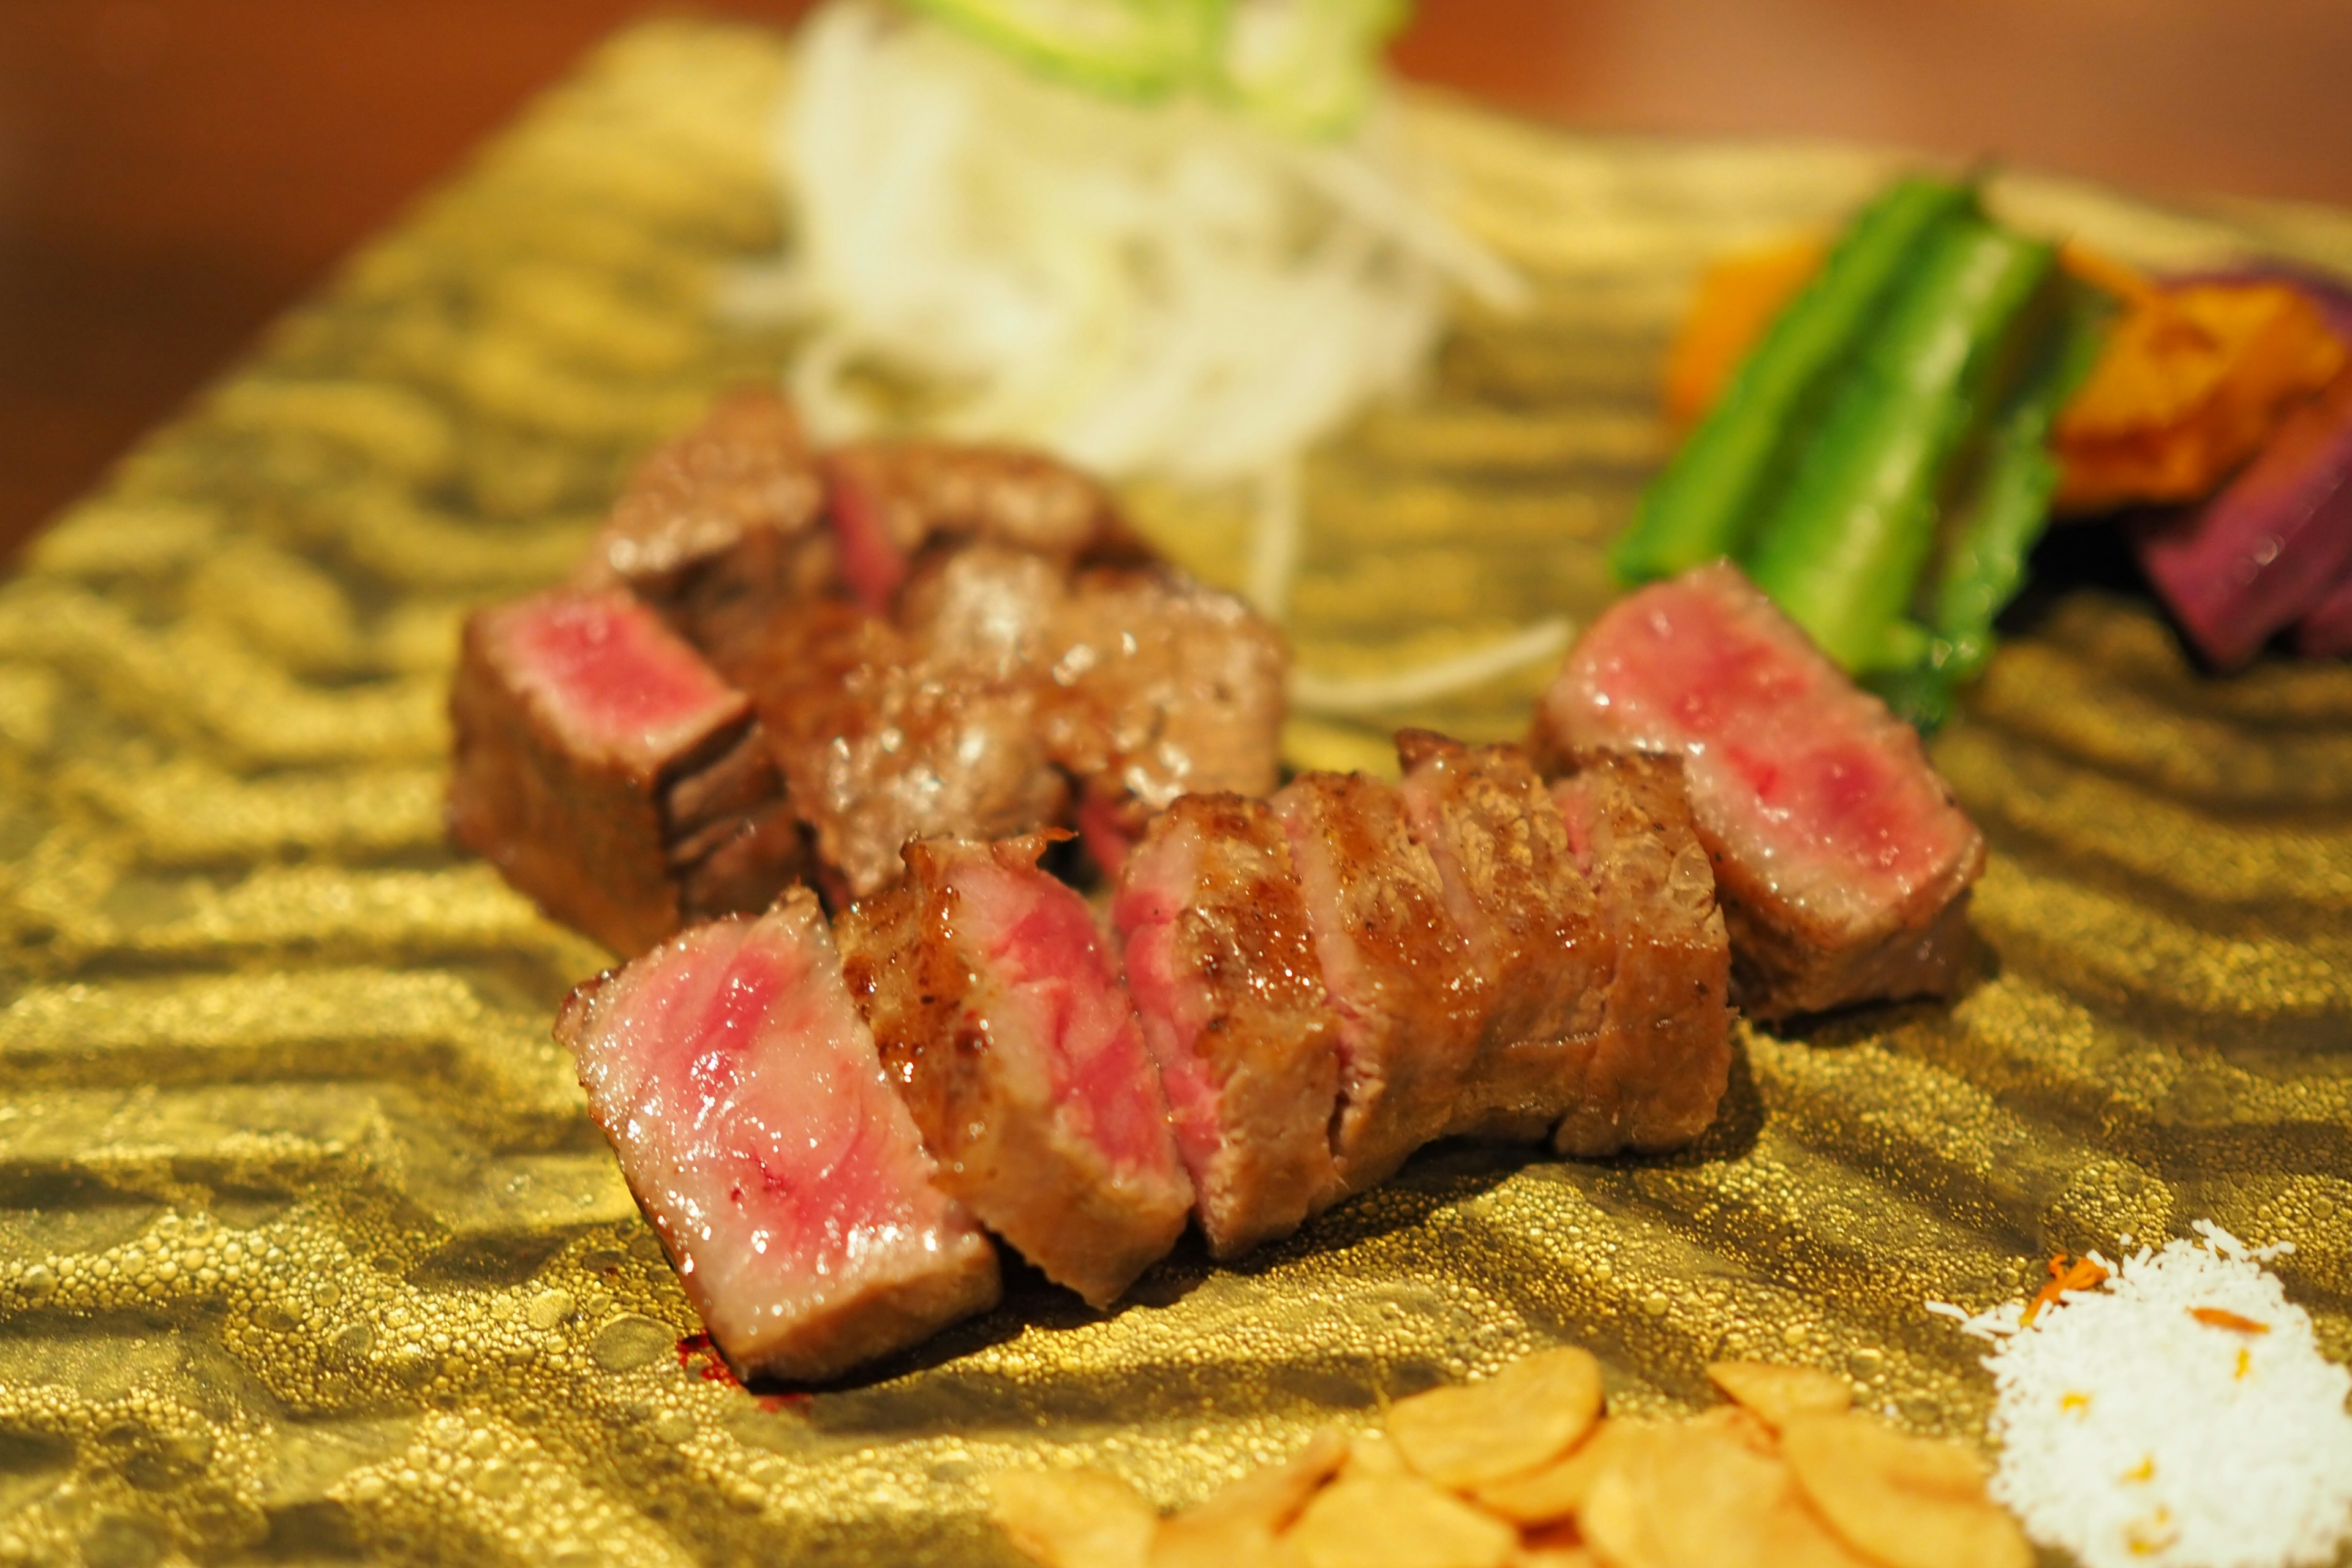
[556,891,1000,1382]
[449,589,805,955]
[1273,772,1486,1194]
[1393,733,1613,1144]
[1112,794,1345,1257]
[579,388,834,669]
[825,439,1145,613]
[1533,562,1985,1020]
[1042,567,1289,862]
[1549,752,1732,1156]
[836,835,1193,1306]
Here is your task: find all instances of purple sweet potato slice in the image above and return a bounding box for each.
[557,891,1000,1383]
[1273,771,1486,1194]
[2297,560,2352,657]
[449,588,804,955]
[2135,368,2352,669]
[1112,794,1346,1257]
[1550,753,1733,1156]
[837,835,1193,1306]
[1534,562,1983,1020]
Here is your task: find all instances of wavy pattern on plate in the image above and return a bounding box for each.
[0,22,2348,1566]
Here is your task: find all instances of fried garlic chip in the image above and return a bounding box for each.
[990,1467,1158,1568]
[1286,1473,1520,1568]
[1150,1428,1348,1568]
[1390,1346,1605,1490]
[1779,1415,2031,1568]
[1578,1419,1871,1568]
[1513,1521,1600,1568]
[1473,1420,1641,1526]
[1705,1361,1852,1432]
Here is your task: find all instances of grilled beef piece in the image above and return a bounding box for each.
[1549,752,1733,1156]
[1533,562,1985,1020]
[448,589,806,955]
[825,439,1147,613]
[836,835,1193,1306]
[577,388,835,670]
[1112,794,1346,1257]
[1393,733,1614,1144]
[556,891,1000,1382]
[1040,567,1289,864]
[736,593,1071,903]
[1273,772,1488,1194]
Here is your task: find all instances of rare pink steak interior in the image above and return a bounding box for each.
[837,837,1193,1307]
[1113,794,1345,1257]
[1534,561,1986,1019]
[556,891,1000,1383]
[449,588,805,956]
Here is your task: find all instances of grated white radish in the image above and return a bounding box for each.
[757,0,1525,491]
[1929,1222,2352,1568]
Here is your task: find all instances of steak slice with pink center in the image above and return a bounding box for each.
[556,891,1000,1383]
[1549,752,1732,1156]
[1533,561,1985,1020]
[836,836,1193,1306]
[1112,794,1345,1257]
[1393,733,1614,1144]
[1273,772,1486,1194]
[450,588,805,956]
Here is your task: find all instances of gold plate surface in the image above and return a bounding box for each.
[3,21,2351,1566]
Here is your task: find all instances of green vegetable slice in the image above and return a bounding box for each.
[900,0,1226,98]
[1741,215,2059,673]
[1217,0,1411,137]
[1876,279,2115,726]
[1611,177,1975,586]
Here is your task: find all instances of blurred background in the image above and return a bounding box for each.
[1,0,2347,561]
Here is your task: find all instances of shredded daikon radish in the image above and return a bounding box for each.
[1290,617,1573,714]
[761,0,1525,491]
[1929,1223,2352,1568]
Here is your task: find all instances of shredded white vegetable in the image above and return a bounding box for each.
[761,0,1525,489]
[1290,617,1574,715]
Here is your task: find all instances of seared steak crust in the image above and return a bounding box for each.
[836,836,1193,1306]
[1274,771,1486,1194]
[578,388,834,669]
[1550,752,1733,1156]
[1395,733,1612,1143]
[449,589,805,955]
[1112,794,1346,1257]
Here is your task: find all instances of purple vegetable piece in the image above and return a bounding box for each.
[2131,271,2352,670]
[2297,565,2352,658]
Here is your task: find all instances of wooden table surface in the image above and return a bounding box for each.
[2,0,2348,562]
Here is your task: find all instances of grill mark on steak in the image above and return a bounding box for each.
[448,589,805,955]
[1533,561,1985,1020]
[836,835,1192,1307]
[555,891,1000,1383]
[1111,793,1346,1257]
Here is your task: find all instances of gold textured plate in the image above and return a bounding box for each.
[4,21,2351,1566]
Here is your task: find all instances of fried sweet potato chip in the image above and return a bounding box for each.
[1287,1474,1520,1568]
[1779,1414,2030,1568]
[1705,1360,1853,1432]
[1389,1348,1606,1490]
[990,1468,1158,1568]
[1150,1428,1348,1568]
